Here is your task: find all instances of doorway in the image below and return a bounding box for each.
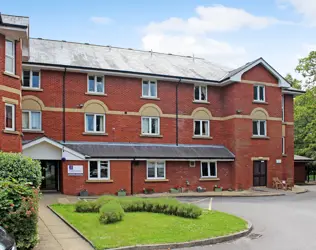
[253,160,267,186]
[40,160,60,191]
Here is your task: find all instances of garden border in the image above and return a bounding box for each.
[48,205,253,250]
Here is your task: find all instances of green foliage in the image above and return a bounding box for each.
[99,200,124,224]
[285,73,302,90]
[296,51,316,89]
[0,152,42,188]
[294,86,316,160]
[75,197,202,219]
[0,180,40,250]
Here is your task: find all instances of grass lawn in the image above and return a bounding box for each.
[51,204,247,250]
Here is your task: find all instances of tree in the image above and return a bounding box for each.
[284,73,302,90]
[296,51,316,89]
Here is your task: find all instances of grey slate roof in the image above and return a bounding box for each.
[64,142,235,159]
[294,155,314,162]
[27,38,231,81]
[0,14,29,27]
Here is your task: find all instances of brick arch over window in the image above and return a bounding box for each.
[22,95,44,111]
[191,107,212,120]
[139,104,162,117]
[250,107,269,120]
[83,100,108,113]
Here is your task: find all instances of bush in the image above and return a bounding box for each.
[0,180,40,249]
[176,203,202,219]
[75,196,117,213]
[0,152,42,188]
[99,200,124,224]
[119,197,145,212]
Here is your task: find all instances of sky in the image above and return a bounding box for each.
[2,0,316,77]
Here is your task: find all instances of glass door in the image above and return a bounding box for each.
[41,160,59,190]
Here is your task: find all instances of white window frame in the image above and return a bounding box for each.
[142,79,157,98]
[85,113,105,133]
[5,103,15,131]
[146,161,166,179]
[5,39,15,74]
[254,85,265,102]
[22,70,41,89]
[193,120,210,137]
[22,110,42,131]
[141,116,160,135]
[88,160,110,180]
[282,136,285,155]
[87,75,105,94]
[194,85,208,102]
[253,120,267,137]
[200,161,217,178]
[281,95,285,122]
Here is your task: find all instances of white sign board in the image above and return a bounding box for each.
[68,165,83,176]
[276,159,282,164]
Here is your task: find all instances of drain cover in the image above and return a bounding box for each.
[247,233,262,240]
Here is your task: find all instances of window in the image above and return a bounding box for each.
[201,162,217,178]
[253,120,267,136]
[194,85,207,102]
[281,95,285,122]
[22,111,41,130]
[141,117,159,135]
[5,39,15,74]
[5,104,15,131]
[147,161,166,179]
[282,137,285,155]
[194,120,210,137]
[89,161,110,180]
[23,70,40,88]
[142,80,157,98]
[254,85,265,102]
[85,114,105,133]
[88,75,104,93]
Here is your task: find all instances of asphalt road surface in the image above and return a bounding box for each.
[178,186,316,250]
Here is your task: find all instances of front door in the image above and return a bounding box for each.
[41,160,59,190]
[253,160,267,186]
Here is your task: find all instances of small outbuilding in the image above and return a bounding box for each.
[294,155,314,184]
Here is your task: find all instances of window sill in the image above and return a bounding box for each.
[140,96,160,101]
[282,154,287,157]
[193,100,210,104]
[145,179,169,183]
[85,92,107,96]
[3,71,20,79]
[22,130,44,134]
[140,134,163,138]
[252,100,268,105]
[82,132,108,136]
[86,179,113,183]
[22,87,43,92]
[251,136,270,140]
[199,178,220,181]
[192,136,213,140]
[3,130,20,135]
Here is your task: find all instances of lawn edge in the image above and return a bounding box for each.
[48,205,253,250]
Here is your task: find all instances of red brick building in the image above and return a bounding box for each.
[0,14,305,195]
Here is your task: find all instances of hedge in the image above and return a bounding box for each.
[0,152,42,188]
[0,180,40,249]
[76,196,202,219]
[99,200,124,224]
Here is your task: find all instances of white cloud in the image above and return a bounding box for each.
[90,16,112,25]
[278,0,316,26]
[145,5,282,34]
[142,34,247,68]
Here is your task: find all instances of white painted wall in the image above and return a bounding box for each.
[23,142,62,160]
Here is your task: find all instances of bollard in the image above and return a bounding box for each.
[208,198,213,210]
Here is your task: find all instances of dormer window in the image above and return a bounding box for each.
[5,39,15,74]
[194,85,207,102]
[88,75,104,94]
[254,85,265,102]
[23,70,40,89]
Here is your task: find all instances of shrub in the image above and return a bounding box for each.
[176,203,202,219]
[119,197,145,212]
[0,152,41,188]
[0,180,40,249]
[99,200,124,224]
[75,196,117,213]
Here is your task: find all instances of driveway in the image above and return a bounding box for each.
[179,185,316,250]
